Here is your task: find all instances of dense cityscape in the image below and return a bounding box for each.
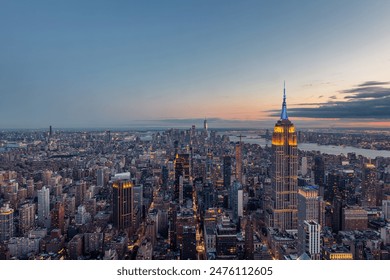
[1,94,390,260]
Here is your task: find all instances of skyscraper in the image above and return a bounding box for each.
[362,163,379,207]
[302,220,321,259]
[174,153,191,201]
[297,185,325,256]
[37,186,50,228]
[0,204,14,242]
[231,181,243,222]
[266,84,298,230]
[203,118,208,137]
[112,178,135,236]
[313,155,325,186]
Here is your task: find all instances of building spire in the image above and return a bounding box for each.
[280,81,288,120]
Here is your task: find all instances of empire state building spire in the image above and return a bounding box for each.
[266,82,298,231]
[280,81,288,120]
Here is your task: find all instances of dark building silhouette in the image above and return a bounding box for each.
[181,225,197,260]
[223,155,232,190]
[112,179,135,236]
[314,155,325,196]
[244,219,254,259]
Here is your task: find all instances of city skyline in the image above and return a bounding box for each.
[1,89,390,260]
[1,1,390,129]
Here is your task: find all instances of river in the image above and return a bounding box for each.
[229,136,390,159]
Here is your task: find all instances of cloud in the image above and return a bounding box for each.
[329,95,337,99]
[357,81,390,87]
[341,86,390,99]
[268,81,390,119]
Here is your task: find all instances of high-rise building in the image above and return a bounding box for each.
[75,180,87,207]
[301,157,308,176]
[203,118,208,137]
[298,186,325,226]
[37,186,50,228]
[223,155,232,191]
[174,153,191,201]
[362,163,379,207]
[216,216,237,259]
[181,225,197,260]
[297,185,325,256]
[231,181,243,223]
[235,142,242,184]
[313,155,325,186]
[223,155,232,208]
[51,201,65,234]
[112,178,135,236]
[266,84,298,230]
[302,220,321,259]
[0,204,14,242]
[18,202,35,235]
[97,169,105,187]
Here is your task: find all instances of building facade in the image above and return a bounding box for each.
[266,85,298,230]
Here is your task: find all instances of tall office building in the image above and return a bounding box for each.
[298,186,325,226]
[297,185,325,256]
[313,155,325,186]
[231,181,243,222]
[174,153,191,201]
[302,220,321,259]
[0,204,14,242]
[313,155,325,197]
[203,118,208,137]
[112,178,135,236]
[181,225,197,260]
[266,84,298,230]
[362,163,379,207]
[37,186,51,228]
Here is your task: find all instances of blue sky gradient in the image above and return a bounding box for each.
[1,0,390,128]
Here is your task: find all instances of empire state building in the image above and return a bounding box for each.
[266,84,298,230]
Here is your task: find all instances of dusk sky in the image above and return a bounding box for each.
[1,0,390,129]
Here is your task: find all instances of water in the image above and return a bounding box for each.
[229,136,390,159]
